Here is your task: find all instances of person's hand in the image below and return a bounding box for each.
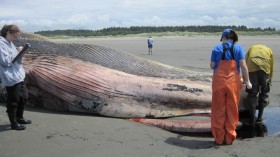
[16,46,23,52]
[246,81,252,89]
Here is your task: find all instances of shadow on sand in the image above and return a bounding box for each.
[165,134,216,149]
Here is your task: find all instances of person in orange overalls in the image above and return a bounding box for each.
[210,28,251,145]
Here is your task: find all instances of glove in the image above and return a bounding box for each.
[246,81,252,89]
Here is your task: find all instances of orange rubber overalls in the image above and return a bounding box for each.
[211,43,243,145]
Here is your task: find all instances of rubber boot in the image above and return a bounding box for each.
[255,122,268,137]
[256,107,264,123]
[257,96,269,122]
[247,97,258,124]
[243,123,256,138]
[16,106,32,124]
[8,111,26,130]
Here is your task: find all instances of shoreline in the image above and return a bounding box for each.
[50,35,280,40]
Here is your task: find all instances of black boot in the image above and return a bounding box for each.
[16,106,32,124]
[255,122,268,137]
[17,118,32,124]
[257,93,269,122]
[256,108,263,123]
[241,123,256,138]
[257,101,268,122]
[247,97,258,124]
[8,113,26,130]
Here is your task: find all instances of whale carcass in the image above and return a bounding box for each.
[0,33,246,132]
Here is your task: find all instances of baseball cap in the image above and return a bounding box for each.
[220,28,233,41]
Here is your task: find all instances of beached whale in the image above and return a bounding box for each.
[0,33,246,132]
[23,54,212,118]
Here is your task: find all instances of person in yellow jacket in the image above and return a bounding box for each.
[245,45,274,125]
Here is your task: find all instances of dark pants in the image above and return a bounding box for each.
[246,70,270,123]
[6,82,28,119]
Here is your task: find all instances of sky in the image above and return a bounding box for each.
[1,0,280,32]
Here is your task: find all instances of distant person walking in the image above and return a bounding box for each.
[147,36,154,55]
[0,24,32,130]
[210,28,251,145]
[245,45,274,125]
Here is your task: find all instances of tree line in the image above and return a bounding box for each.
[35,25,278,37]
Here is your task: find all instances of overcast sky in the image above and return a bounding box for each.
[1,0,280,32]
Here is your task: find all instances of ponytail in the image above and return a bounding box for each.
[231,30,238,43]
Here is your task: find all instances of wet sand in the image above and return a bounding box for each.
[1,36,280,157]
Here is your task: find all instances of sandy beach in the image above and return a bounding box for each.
[1,36,280,157]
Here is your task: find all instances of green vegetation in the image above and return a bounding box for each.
[35,25,280,37]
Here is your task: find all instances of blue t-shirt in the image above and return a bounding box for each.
[211,41,245,73]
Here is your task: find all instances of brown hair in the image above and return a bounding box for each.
[226,30,238,43]
[1,24,21,38]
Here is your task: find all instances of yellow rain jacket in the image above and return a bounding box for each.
[246,45,274,82]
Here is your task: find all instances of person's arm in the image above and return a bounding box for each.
[270,51,274,83]
[210,48,216,70]
[240,59,252,88]
[0,45,13,66]
[210,62,215,69]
